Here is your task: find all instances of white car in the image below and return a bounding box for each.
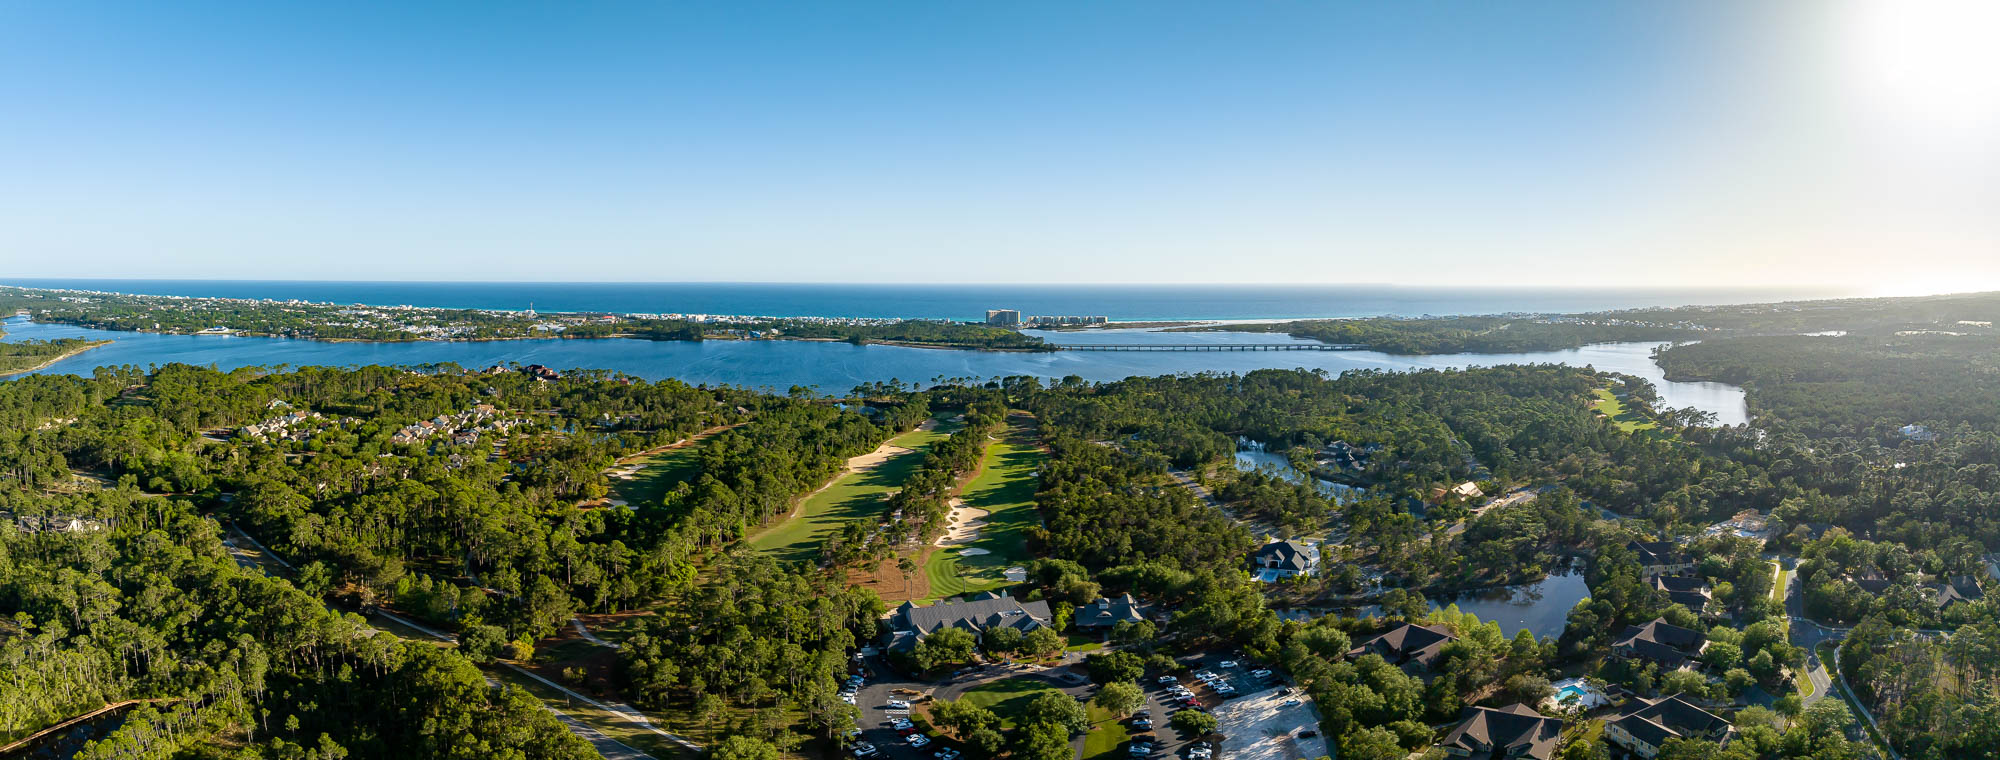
[907,734,930,747]
[1250,669,1274,679]
[841,694,856,704]
[1218,660,1239,668]
[886,699,911,709]
[852,744,878,757]
[1196,671,1219,680]
[890,718,914,729]
[1157,676,1178,684]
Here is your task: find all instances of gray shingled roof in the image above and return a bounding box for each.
[1610,694,1730,750]
[1438,704,1563,760]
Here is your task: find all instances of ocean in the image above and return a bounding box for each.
[0,279,1846,322]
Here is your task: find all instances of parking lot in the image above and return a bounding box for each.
[838,648,1324,760]
[1210,686,1327,760]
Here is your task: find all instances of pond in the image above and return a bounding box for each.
[1427,567,1591,640]
[1231,439,1365,505]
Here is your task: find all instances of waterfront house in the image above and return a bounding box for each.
[1348,623,1458,670]
[1629,541,1692,577]
[1604,694,1733,759]
[1250,539,1318,581]
[1611,618,1705,667]
[1436,704,1563,760]
[885,592,1051,655]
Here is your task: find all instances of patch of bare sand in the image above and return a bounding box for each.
[937,500,990,546]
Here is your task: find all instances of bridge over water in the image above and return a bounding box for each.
[1055,342,1364,352]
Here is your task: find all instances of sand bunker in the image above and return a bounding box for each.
[938,501,990,545]
[958,548,991,556]
[847,444,914,472]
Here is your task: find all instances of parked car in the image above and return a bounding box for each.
[907,734,930,747]
[886,699,911,709]
[934,749,961,760]
[1218,660,1239,668]
[1283,698,1302,707]
[840,694,856,704]
[1130,718,1153,728]
[1250,669,1274,679]
[852,743,878,757]
[1298,729,1318,738]
[1157,676,1178,684]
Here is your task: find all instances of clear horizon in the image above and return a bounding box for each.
[3,1,1996,293]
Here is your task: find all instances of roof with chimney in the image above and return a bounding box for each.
[1252,540,1316,572]
[1612,618,1704,664]
[1348,623,1458,668]
[1073,593,1149,629]
[1609,694,1731,749]
[1437,704,1564,760]
[886,592,1051,652]
[1628,540,1684,567]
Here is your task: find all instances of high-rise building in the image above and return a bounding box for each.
[985,309,1021,327]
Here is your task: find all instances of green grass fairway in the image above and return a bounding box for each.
[749,419,955,562]
[607,445,702,508]
[959,677,1064,729]
[1592,387,1659,432]
[1082,703,1133,758]
[922,420,1043,601]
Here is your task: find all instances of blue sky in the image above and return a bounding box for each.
[2,1,1995,291]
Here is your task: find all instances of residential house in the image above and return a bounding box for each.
[1611,618,1705,668]
[1250,540,1318,581]
[1604,694,1734,759]
[1073,593,1149,631]
[1629,541,1692,577]
[1436,704,1564,760]
[1348,623,1458,670]
[1651,576,1713,613]
[885,592,1052,654]
[1931,576,1984,612]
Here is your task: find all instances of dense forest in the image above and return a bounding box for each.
[0,286,1049,350]
[0,336,109,375]
[1188,317,1690,354]
[4,291,1999,759]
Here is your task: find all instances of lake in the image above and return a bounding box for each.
[1429,569,1591,640]
[2,318,1747,425]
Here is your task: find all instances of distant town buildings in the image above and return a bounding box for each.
[982,309,1108,328]
[1023,314,1106,327]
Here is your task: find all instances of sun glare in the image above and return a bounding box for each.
[1834,0,2000,153]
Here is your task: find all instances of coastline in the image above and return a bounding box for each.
[19,320,1054,353]
[0,340,113,378]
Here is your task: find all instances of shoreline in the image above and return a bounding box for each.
[14,320,1055,353]
[0,340,113,378]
